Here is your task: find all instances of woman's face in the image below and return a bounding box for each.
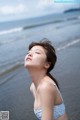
[24,45,49,70]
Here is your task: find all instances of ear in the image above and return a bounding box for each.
[44,62,51,69]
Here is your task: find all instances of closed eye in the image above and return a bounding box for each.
[35,51,41,54]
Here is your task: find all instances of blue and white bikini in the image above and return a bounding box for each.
[34,84,65,120]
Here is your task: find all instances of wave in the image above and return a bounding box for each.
[0,20,63,36]
[56,16,80,29]
[66,16,79,21]
[0,20,64,37]
[0,72,17,86]
[57,38,80,51]
[23,20,64,30]
[0,27,23,36]
[0,16,79,36]
[23,16,80,30]
[0,62,23,76]
[0,38,80,77]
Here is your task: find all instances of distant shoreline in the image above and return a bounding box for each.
[64,8,80,13]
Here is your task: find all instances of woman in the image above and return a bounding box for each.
[24,38,68,120]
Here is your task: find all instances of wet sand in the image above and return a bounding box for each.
[0,40,80,120]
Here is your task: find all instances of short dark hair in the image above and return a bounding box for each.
[29,38,57,73]
[28,38,59,89]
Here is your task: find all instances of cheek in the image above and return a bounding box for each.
[36,56,46,66]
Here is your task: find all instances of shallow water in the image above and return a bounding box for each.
[0,11,80,120]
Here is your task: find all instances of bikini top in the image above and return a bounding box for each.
[34,84,65,120]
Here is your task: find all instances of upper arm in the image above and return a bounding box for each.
[39,84,56,120]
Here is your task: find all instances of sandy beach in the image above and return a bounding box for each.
[0,39,80,120]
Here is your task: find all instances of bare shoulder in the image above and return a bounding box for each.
[38,79,56,96]
[38,79,56,107]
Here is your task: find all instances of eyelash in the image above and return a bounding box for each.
[35,52,40,54]
[26,51,40,54]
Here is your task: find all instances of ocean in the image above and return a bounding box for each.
[0,11,80,120]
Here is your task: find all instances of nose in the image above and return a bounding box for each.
[28,51,33,57]
[25,51,32,61]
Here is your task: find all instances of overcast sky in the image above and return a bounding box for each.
[0,0,79,21]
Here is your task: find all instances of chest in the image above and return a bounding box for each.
[34,92,41,110]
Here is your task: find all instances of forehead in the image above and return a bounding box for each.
[30,45,46,53]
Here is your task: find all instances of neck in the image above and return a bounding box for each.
[27,68,46,88]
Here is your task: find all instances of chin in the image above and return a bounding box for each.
[24,63,33,68]
[24,63,29,68]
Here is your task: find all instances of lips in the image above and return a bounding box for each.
[26,57,32,61]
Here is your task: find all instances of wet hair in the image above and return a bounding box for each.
[28,38,59,89]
